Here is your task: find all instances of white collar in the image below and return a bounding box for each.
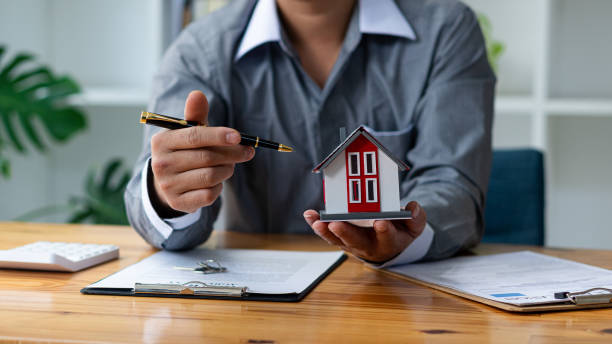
[234,0,416,61]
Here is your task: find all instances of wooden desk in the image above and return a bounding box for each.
[1,222,612,343]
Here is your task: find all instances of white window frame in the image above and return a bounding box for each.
[348,152,360,176]
[363,151,377,175]
[365,178,378,203]
[349,179,361,203]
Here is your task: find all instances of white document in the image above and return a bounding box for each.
[386,251,612,306]
[87,248,344,295]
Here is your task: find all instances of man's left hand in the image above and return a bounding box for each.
[303,201,427,263]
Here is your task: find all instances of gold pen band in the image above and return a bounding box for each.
[278,144,292,152]
[140,112,190,126]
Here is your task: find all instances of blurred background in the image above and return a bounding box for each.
[0,0,611,249]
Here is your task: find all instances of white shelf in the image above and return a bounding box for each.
[494,96,612,117]
[495,95,534,114]
[69,87,149,107]
[546,98,612,116]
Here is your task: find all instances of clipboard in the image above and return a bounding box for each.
[374,251,612,313]
[81,248,346,302]
[377,269,612,312]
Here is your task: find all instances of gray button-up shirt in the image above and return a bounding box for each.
[125,0,495,261]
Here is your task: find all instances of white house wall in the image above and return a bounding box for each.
[378,149,401,211]
[323,154,348,214]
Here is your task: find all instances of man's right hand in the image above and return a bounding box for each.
[149,90,255,215]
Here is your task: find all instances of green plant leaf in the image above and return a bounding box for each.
[0,112,25,152]
[18,112,45,151]
[0,155,10,178]
[101,159,122,190]
[19,158,131,225]
[43,76,81,101]
[68,208,94,224]
[491,43,505,59]
[0,48,87,177]
[38,108,87,142]
[12,66,52,85]
[0,53,33,80]
[113,174,131,194]
[476,12,505,74]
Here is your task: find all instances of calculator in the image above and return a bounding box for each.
[0,241,119,272]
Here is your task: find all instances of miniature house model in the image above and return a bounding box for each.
[313,126,411,225]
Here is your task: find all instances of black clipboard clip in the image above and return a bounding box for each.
[134,281,246,297]
[554,288,612,305]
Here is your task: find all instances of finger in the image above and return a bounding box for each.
[312,221,346,246]
[401,201,427,237]
[302,209,320,227]
[328,221,372,252]
[170,165,235,193]
[167,126,241,150]
[161,146,255,173]
[170,183,223,213]
[184,90,209,124]
[373,220,402,252]
[303,211,345,246]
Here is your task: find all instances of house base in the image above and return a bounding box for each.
[318,210,412,228]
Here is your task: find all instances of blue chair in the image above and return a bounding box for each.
[483,149,545,246]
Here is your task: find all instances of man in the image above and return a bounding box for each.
[125,0,495,266]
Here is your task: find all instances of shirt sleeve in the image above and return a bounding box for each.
[367,223,435,268]
[140,158,202,239]
[399,4,495,261]
[123,28,225,250]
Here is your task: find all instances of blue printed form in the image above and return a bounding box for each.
[386,251,612,306]
[490,293,525,298]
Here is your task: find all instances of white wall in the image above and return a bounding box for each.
[48,0,161,88]
[0,0,154,221]
[463,0,612,249]
[548,117,612,249]
[1,0,56,218]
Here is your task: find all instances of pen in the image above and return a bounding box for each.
[140,111,293,152]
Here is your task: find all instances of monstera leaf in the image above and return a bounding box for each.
[0,46,87,178]
[67,158,130,225]
[16,158,130,225]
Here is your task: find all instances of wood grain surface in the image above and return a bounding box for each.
[1,222,612,343]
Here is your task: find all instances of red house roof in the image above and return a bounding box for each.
[312,126,410,173]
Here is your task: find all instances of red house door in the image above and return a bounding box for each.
[345,135,380,213]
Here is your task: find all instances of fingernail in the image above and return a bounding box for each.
[245,147,255,159]
[226,132,240,144]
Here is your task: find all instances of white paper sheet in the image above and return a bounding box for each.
[87,249,344,295]
[386,251,612,306]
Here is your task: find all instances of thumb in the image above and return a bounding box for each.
[403,201,427,237]
[184,90,209,125]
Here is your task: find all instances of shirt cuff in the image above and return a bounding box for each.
[368,223,435,268]
[141,158,202,239]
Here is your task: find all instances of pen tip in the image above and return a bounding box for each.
[278,144,293,152]
[140,111,148,123]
